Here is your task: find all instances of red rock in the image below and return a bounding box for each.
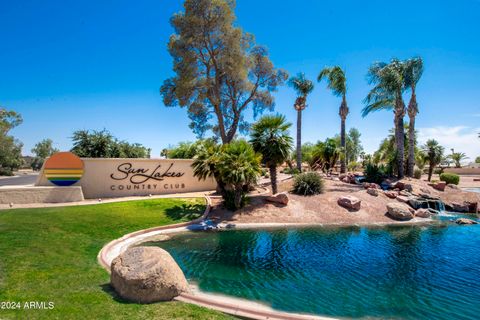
[367,188,379,196]
[432,181,446,191]
[384,191,397,199]
[455,218,478,225]
[396,195,410,203]
[337,196,361,211]
[415,208,431,218]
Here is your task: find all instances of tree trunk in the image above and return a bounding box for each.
[407,116,416,177]
[395,94,405,179]
[234,188,243,210]
[340,117,346,174]
[269,165,278,195]
[296,109,302,172]
[428,163,433,181]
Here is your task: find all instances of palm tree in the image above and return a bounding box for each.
[363,59,407,178]
[216,140,262,210]
[192,142,224,194]
[288,73,314,172]
[422,139,444,181]
[318,66,348,173]
[449,151,468,168]
[404,57,424,177]
[250,115,293,194]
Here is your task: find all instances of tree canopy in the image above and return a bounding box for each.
[71,129,150,158]
[31,139,59,170]
[161,0,287,143]
[0,107,23,175]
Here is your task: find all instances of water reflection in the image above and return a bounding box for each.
[147,224,480,320]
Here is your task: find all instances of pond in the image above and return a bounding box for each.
[147,221,480,320]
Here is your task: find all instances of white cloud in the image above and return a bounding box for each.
[418,126,480,162]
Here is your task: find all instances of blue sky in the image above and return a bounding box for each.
[1,0,480,160]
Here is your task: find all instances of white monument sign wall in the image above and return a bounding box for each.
[36,158,216,199]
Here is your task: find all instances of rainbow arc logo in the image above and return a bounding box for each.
[44,152,84,186]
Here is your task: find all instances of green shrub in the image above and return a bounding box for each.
[440,173,460,185]
[364,162,386,184]
[434,168,444,175]
[413,168,422,179]
[292,172,324,196]
[282,167,300,175]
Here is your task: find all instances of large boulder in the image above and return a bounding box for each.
[337,196,361,211]
[266,192,289,205]
[431,181,446,191]
[111,246,189,303]
[387,202,414,221]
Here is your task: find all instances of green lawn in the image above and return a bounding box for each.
[0,198,232,320]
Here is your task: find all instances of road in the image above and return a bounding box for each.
[0,174,39,186]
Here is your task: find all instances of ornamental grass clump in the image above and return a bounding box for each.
[440,173,460,185]
[292,172,324,196]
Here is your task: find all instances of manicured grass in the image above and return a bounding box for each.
[0,199,232,319]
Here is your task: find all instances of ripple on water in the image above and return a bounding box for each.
[146,223,480,320]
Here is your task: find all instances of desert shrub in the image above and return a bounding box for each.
[434,168,444,175]
[364,162,387,184]
[292,172,324,196]
[282,167,300,175]
[440,173,460,185]
[413,168,422,179]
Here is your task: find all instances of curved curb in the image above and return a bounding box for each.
[97,195,212,272]
[97,195,339,320]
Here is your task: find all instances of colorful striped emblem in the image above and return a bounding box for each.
[44,152,84,186]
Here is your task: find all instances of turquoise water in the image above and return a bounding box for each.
[151,222,480,319]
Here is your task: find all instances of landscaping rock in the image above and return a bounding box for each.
[415,208,431,218]
[447,202,470,213]
[384,191,397,199]
[431,181,446,191]
[266,192,289,205]
[367,188,379,196]
[396,195,410,204]
[111,247,189,303]
[387,203,414,221]
[404,184,413,192]
[399,190,412,197]
[337,196,361,211]
[363,182,380,189]
[455,218,478,225]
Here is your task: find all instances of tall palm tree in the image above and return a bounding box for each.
[288,73,314,172]
[250,114,293,194]
[363,59,407,178]
[449,151,468,168]
[404,57,424,177]
[422,139,444,181]
[318,66,348,173]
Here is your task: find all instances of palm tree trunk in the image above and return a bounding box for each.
[340,117,346,174]
[269,165,278,194]
[395,94,405,179]
[296,109,302,172]
[428,163,433,181]
[407,116,416,177]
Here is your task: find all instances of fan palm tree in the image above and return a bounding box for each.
[318,66,348,173]
[422,139,444,181]
[250,114,293,194]
[363,59,407,178]
[449,151,468,168]
[404,57,424,177]
[288,73,314,172]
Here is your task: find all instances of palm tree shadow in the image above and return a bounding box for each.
[164,203,205,221]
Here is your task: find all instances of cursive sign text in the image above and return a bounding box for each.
[110,163,185,184]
